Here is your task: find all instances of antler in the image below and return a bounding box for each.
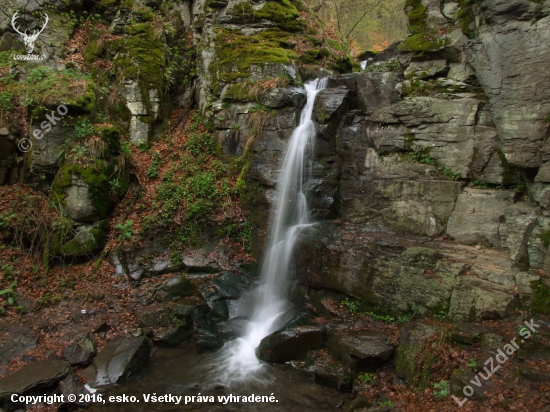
[29,13,48,39]
[11,11,25,36]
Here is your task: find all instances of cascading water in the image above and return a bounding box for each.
[212,78,328,385]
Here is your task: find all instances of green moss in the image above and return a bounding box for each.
[51,159,119,218]
[98,125,122,154]
[399,33,452,53]
[224,83,252,102]
[112,24,165,91]
[540,231,550,248]
[83,27,104,66]
[224,0,302,32]
[210,28,298,92]
[300,49,321,64]
[530,280,550,316]
[72,81,95,112]
[401,78,469,97]
[457,0,478,37]
[404,0,427,34]
[255,1,302,32]
[404,132,416,151]
[58,221,109,256]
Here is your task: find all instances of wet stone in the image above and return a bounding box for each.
[0,360,69,401]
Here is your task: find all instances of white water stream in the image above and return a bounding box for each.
[212,78,328,385]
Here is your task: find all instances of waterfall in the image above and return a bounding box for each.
[212,78,328,384]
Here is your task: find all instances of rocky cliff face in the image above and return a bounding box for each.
[287,0,550,322]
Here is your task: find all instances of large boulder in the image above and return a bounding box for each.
[257,323,326,363]
[0,360,69,401]
[0,327,37,366]
[303,350,352,391]
[327,329,393,373]
[93,336,153,386]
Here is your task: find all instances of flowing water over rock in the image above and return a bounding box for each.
[211,78,328,385]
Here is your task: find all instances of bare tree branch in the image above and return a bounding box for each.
[345,0,381,39]
[331,0,341,34]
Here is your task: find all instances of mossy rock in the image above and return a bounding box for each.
[404,0,428,34]
[161,275,195,300]
[399,33,452,53]
[223,83,252,102]
[51,158,128,219]
[58,221,109,256]
[531,280,550,316]
[223,0,302,32]
[210,27,298,92]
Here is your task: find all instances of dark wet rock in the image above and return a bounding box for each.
[59,373,89,407]
[517,335,550,359]
[157,275,194,302]
[153,324,192,346]
[520,366,550,382]
[328,329,393,373]
[262,87,307,108]
[93,322,109,334]
[192,307,223,352]
[170,299,201,319]
[304,350,352,392]
[136,304,173,327]
[62,345,94,366]
[75,333,97,353]
[450,366,489,400]
[0,327,38,365]
[347,395,371,411]
[257,315,326,363]
[312,87,350,135]
[450,323,491,345]
[93,336,153,386]
[197,271,253,321]
[0,360,69,401]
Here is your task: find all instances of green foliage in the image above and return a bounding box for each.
[457,0,478,37]
[531,281,550,316]
[357,372,376,384]
[0,91,14,112]
[343,298,418,324]
[409,150,435,165]
[438,165,460,181]
[0,281,17,313]
[470,180,489,189]
[74,120,95,140]
[115,220,136,241]
[432,380,450,399]
[146,151,163,178]
[0,61,94,109]
[468,357,479,372]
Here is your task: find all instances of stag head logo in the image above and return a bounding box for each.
[11,11,49,54]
